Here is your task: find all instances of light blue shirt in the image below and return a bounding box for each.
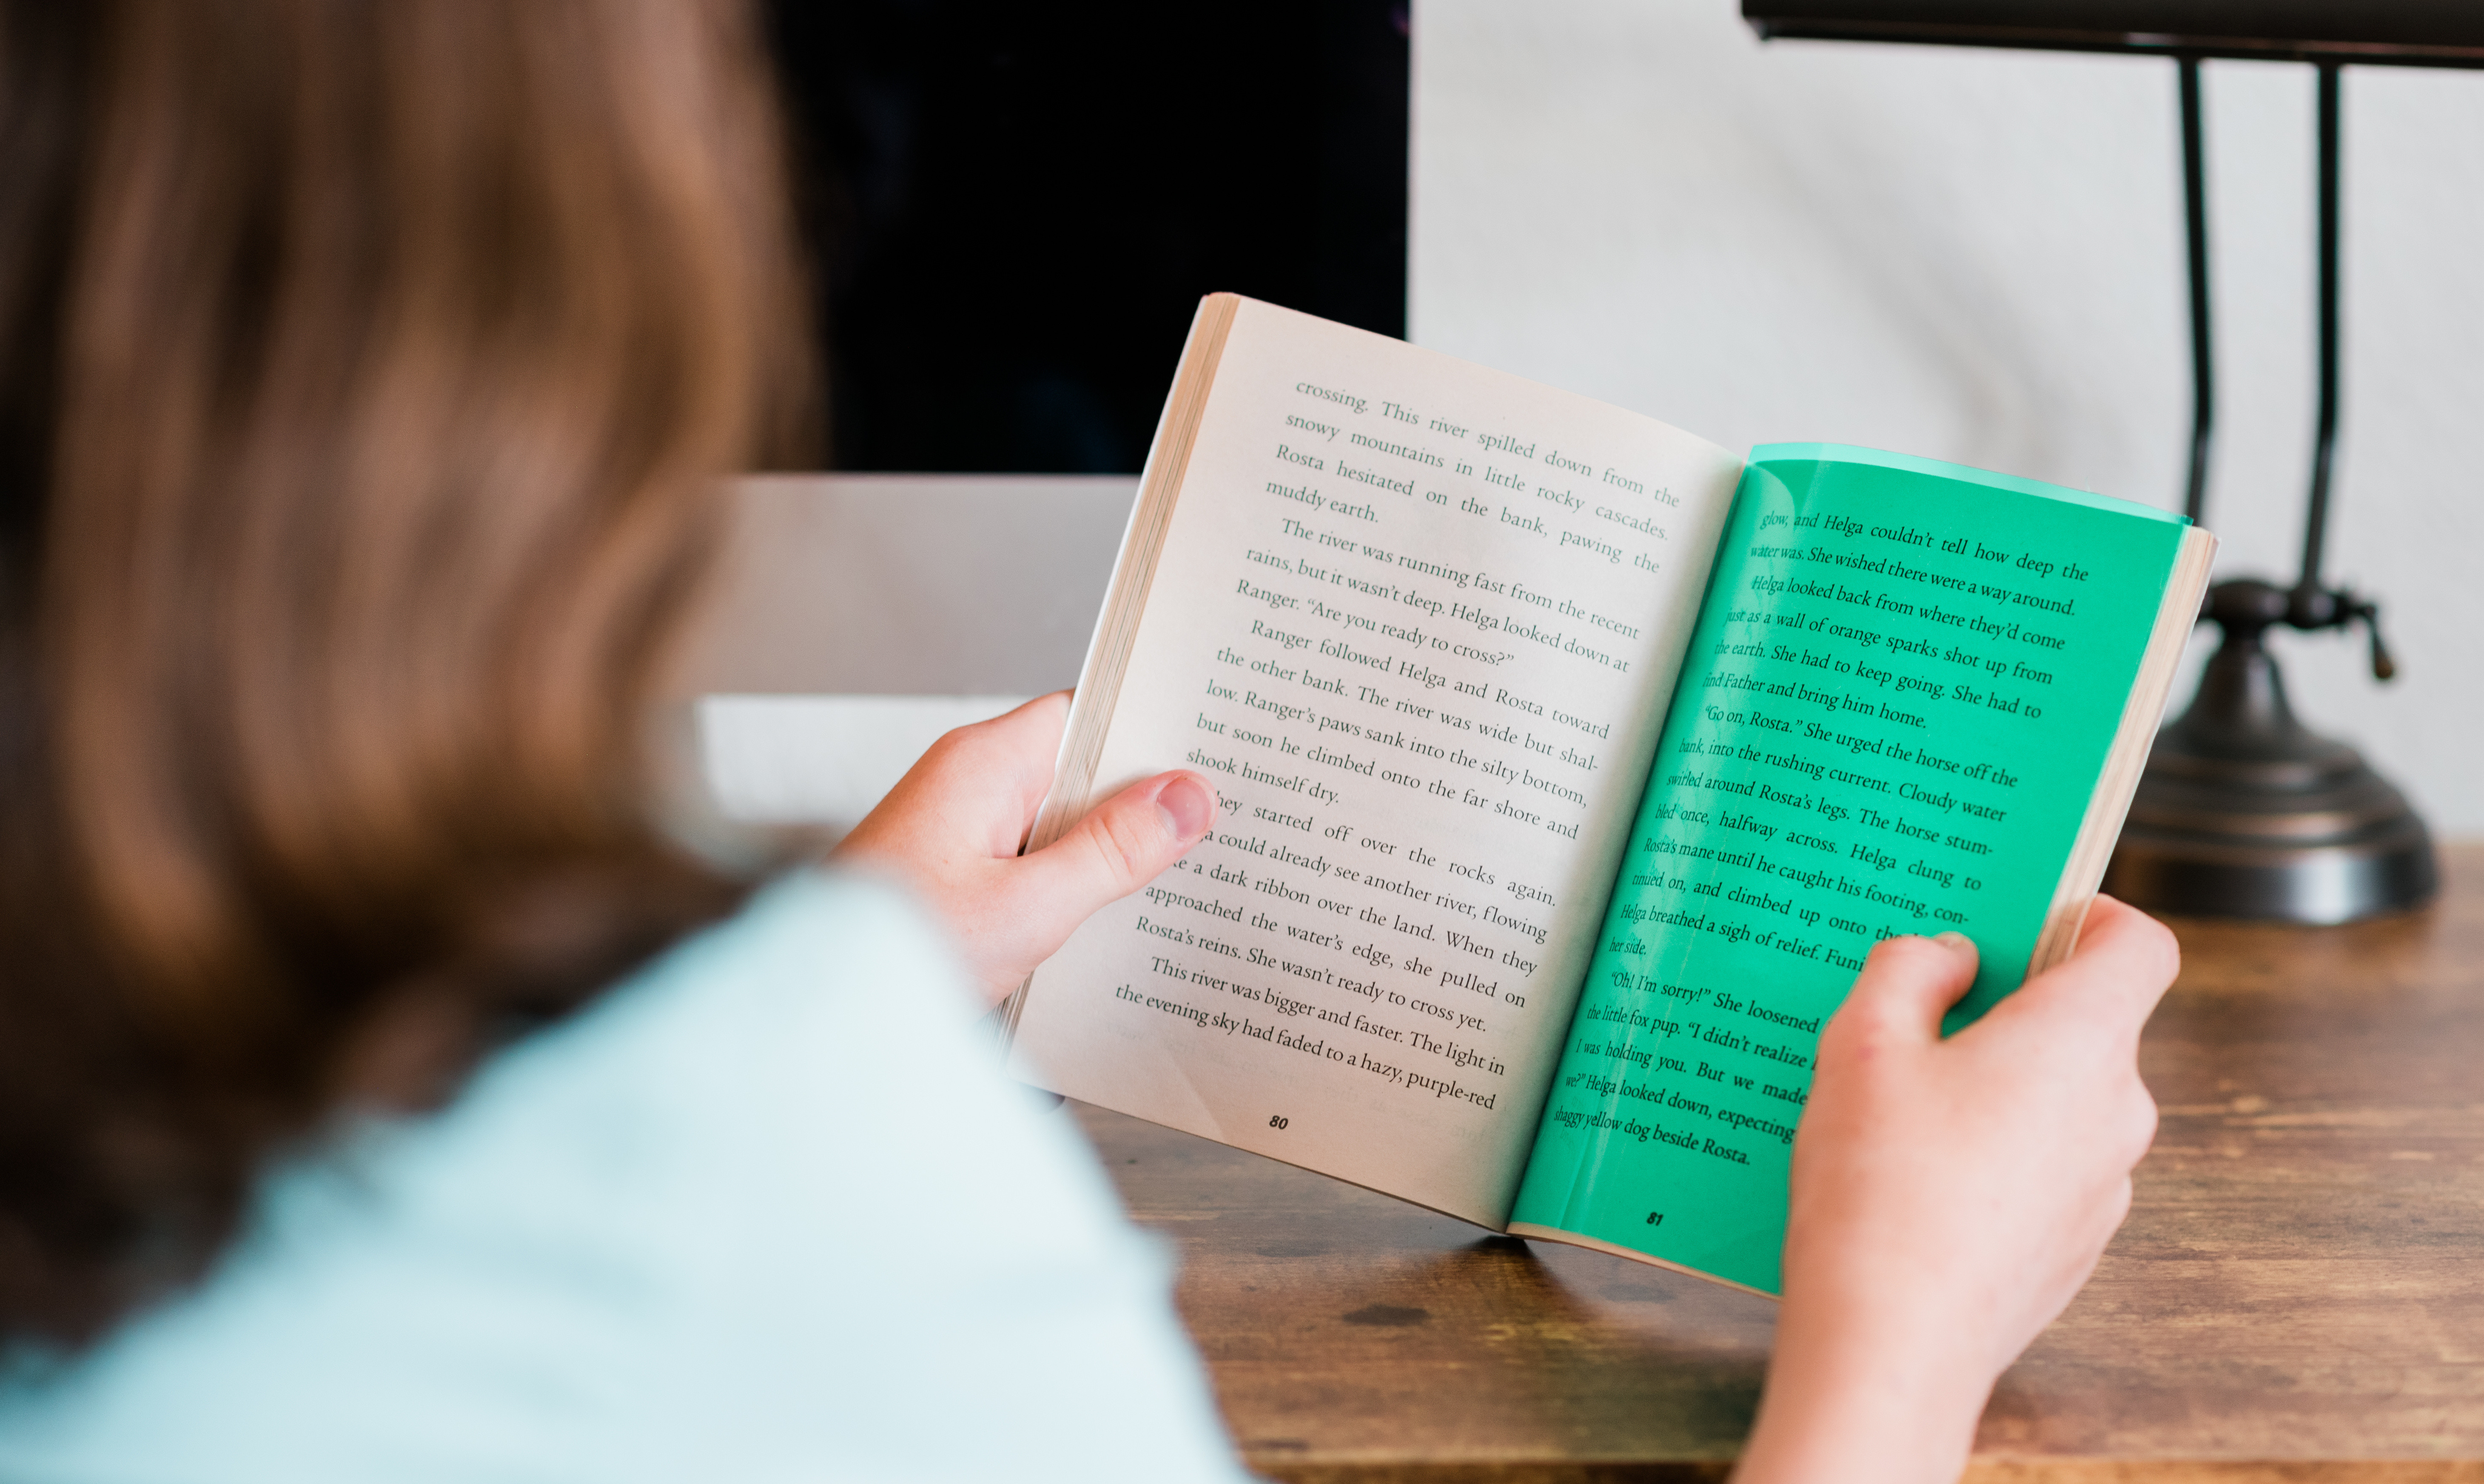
[0,873,1253,1483]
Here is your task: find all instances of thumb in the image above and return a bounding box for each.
[1827,931,1982,1050]
[1011,770,1219,933]
[1997,895,2180,1052]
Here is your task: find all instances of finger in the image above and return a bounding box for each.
[2117,1079,2162,1168]
[865,693,1073,856]
[966,691,1077,849]
[2068,896,2181,1019]
[943,691,1074,819]
[2008,895,2180,1044]
[1006,770,1219,938]
[1828,931,1981,1048]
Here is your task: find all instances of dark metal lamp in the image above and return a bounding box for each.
[1739,1,2463,921]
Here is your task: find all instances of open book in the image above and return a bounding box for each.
[1003,294,2215,1296]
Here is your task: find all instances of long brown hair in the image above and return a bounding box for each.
[0,0,811,1343]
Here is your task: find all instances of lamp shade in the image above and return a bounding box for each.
[1741,2,2484,64]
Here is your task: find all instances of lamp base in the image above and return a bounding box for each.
[2103,742,2436,923]
[2102,581,2436,924]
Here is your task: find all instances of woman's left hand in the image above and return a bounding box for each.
[833,692,1219,1005]
[1733,898,2177,1484]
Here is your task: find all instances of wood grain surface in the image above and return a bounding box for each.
[1080,844,2484,1482]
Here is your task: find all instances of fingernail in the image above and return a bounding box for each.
[1932,930,1974,955]
[1158,774,1215,840]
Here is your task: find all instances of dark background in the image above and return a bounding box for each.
[765,2,1412,474]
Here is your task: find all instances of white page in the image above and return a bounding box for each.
[1011,299,1743,1225]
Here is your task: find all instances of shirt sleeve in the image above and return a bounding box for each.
[0,872,1259,1484]
[642,872,1261,1484]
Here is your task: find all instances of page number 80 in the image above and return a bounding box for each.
[1268,1115,1290,1130]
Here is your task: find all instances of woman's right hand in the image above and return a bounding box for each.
[1732,896,2179,1484]
[832,693,1218,1006]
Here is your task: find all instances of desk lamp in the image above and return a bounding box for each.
[1738,1,2463,921]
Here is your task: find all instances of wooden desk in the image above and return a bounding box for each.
[1080,843,2484,1482]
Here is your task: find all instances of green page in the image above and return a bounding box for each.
[1510,444,2189,1294]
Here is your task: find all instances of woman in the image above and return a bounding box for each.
[0,2,2173,1480]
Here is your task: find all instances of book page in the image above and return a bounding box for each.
[1510,446,2193,1293]
[1009,298,1743,1226]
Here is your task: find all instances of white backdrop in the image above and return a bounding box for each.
[1412,2,2484,833]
